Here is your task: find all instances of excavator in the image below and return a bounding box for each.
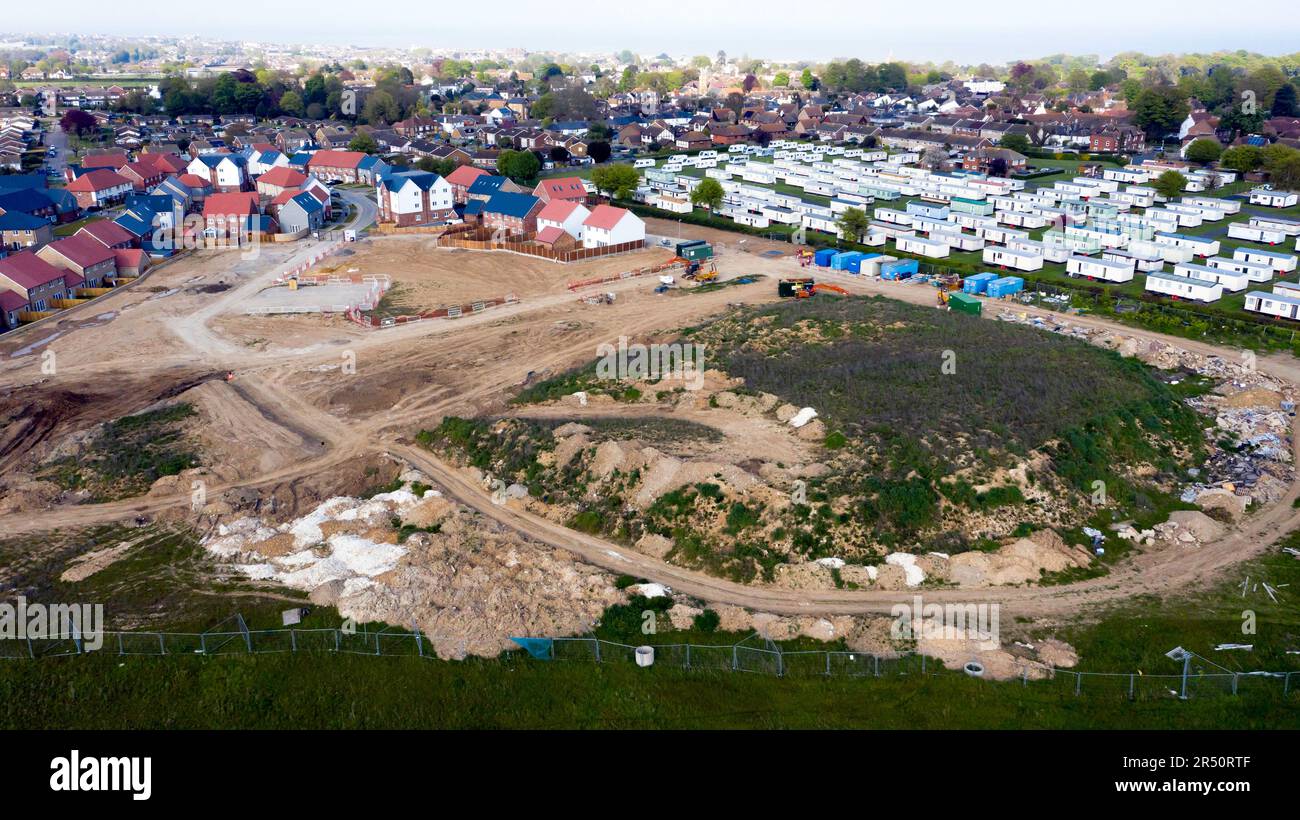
[779,278,849,298]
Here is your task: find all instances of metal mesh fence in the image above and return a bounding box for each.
[2,627,1297,701]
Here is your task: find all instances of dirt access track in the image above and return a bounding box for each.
[2,227,1298,625]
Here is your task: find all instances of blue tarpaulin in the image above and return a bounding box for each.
[510,637,554,660]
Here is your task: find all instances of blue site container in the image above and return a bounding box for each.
[880,258,918,280]
[986,276,1025,298]
[830,251,862,271]
[963,272,999,294]
[846,252,881,274]
[814,248,838,267]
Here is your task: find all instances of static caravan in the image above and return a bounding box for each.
[1245,289,1300,320]
[950,197,995,216]
[1249,188,1300,208]
[1150,205,1203,228]
[951,213,998,232]
[1008,237,1071,264]
[1184,195,1240,215]
[1228,222,1287,245]
[1066,224,1128,249]
[934,230,985,252]
[997,210,1051,229]
[1175,199,1226,220]
[1067,254,1134,283]
[801,212,843,236]
[875,207,914,226]
[981,225,1031,245]
[1168,201,1223,222]
[634,158,656,169]
[1249,215,1300,236]
[1103,249,1164,273]
[1154,231,1219,258]
[1234,247,1298,273]
[1104,167,1149,185]
[1173,261,1249,292]
[1145,271,1223,303]
[906,201,951,220]
[724,209,771,229]
[870,220,913,239]
[1110,188,1156,208]
[895,233,951,259]
[983,246,1044,272]
[1207,256,1273,282]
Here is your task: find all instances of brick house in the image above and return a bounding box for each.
[37,234,117,288]
[481,192,542,235]
[0,251,71,313]
[66,169,132,210]
[376,170,454,226]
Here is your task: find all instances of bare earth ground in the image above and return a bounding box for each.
[2,228,1300,637]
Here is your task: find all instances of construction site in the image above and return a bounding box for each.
[2,214,1299,702]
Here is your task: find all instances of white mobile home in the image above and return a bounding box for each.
[1067,255,1134,283]
[983,246,1044,271]
[1173,261,1250,292]
[1103,249,1164,273]
[1168,201,1224,221]
[1008,238,1071,264]
[1104,167,1149,185]
[1245,289,1300,319]
[1249,215,1300,236]
[1146,271,1223,303]
[1207,256,1273,282]
[1249,188,1299,208]
[895,233,951,258]
[996,210,1050,229]
[1227,222,1288,245]
[875,207,914,226]
[1234,247,1298,273]
[1183,195,1240,215]
[981,225,1030,245]
[1154,232,1219,258]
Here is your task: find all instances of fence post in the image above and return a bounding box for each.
[159,633,165,655]
[1022,667,1028,687]
[118,633,124,655]
[732,645,738,671]
[26,637,34,659]
[374,633,381,656]
[593,638,602,663]
[1075,673,1082,696]
[1286,672,1292,697]
[200,634,207,655]
[1129,674,1135,701]
[874,656,880,677]
[334,630,340,652]
[826,652,831,677]
[1231,673,1238,696]
[290,629,297,652]
[685,643,691,669]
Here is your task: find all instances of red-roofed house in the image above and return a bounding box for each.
[1,289,27,330]
[76,220,136,250]
[141,152,189,175]
[533,176,589,204]
[81,151,129,171]
[0,251,72,314]
[533,225,576,251]
[202,192,261,242]
[535,199,590,240]
[582,205,645,249]
[117,161,166,191]
[37,235,117,287]
[66,169,132,210]
[256,166,308,199]
[446,165,489,203]
[307,150,368,183]
[113,248,150,277]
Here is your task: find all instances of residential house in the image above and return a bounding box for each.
[307,150,387,184]
[186,154,248,192]
[76,219,136,250]
[201,192,262,242]
[0,252,69,317]
[446,165,490,203]
[533,177,588,204]
[256,166,309,199]
[535,199,590,241]
[66,169,132,210]
[375,170,454,226]
[273,190,326,234]
[36,235,117,287]
[0,211,52,252]
[481,192,543,235]
[582,205,645,249]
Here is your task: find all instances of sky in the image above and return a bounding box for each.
[8,0,1300,64]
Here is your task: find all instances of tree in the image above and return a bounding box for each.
[587,140,612,163]
[1262,144,1300,191]
[999,133,1031,154]
[1153,169,1188,200]
[549,146,570,165]
[278,90,304,117]
[773,71,790,88]
[497,149,541,183]
[836,207,871,243]
[801,68,816,90]
[361,90,399,124]
[690,178,724,210]
[348,132,379,154]
[1220,144,1264,175]
[1184,138,1223,165]
[590,163,640,200]
[59,108,97,136]
[1272,83,1299,117]
[1130,85,1189,140]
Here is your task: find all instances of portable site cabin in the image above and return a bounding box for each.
[814,248,838,267]
[1173,261,1250,292]
[1207,256,1273,282]
[676,240,714,261]
[830,251,863,271]
[1154,231,1219,258]
[1248,215,1300,236]
[983,246,1044,271]
[986,276,1024,298]
[1249,188,1300,208]
[1145,271,1223,303]
[1234,247,1298,273]
[963,272,999,294]
[1227,222,1288,245]
[1245,288,1300,319]
[854,253,895,275]
[1066,254,1134,283]
[879,258,919,280]
[1103,249,1164,273]
[895,233,951,259]
[948,291,982,315]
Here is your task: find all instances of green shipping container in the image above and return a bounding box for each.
[677,241,713,261]
[948,291,982,316]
